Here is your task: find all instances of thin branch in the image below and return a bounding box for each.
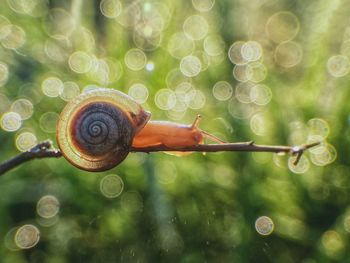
[0,140,320,176]
[0,141,62,176]
[131,141,320,155]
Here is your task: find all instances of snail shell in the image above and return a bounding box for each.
[56,88,151,172]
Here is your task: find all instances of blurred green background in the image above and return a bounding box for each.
[0,0,349,262]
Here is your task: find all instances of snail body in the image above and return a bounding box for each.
[57,88,223,171]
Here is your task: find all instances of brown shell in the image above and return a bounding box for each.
[56,88,151,172]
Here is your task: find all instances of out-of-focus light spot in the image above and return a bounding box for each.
[228,41,247,65]
[71,27,95,53]
[11,99,34,120]
[204,35,225,56]
[124,48,147,70]
[228,97,256,119]
[155,161,177,184]
[18,83,43,105]
[44,37,70,62]
[235,82,255,103]
[175,81,194,105]
[7,0,47,16]
[0,93,10,114]
[193,50,210,71]
[40,112,59,133]
[146,61,154,71]
[60,81,80,101]
[1,112,22,131]
[327,55,350,77]
[133,30,161,51]
[180,55,202,77]
[4,227,20,251]
[343,215,350,233]
[307,118,329,139]
[274,41,303,68]
[307,135,325,154]
[166,68,191,89]
[321,230,344,258]
[187,89,206,109]
[37,195,60,218]
[100,0,122,18]
[247,62,267,83]
[16,132,37,152]
[42,77,64,97]
[250,113,267,136]
[155,89,177,110]
[192,0,215,12]
[68,51,92,74]
[288,155,309,174]
[0,61,9,86]
[255,216,274,236]
[167,32,195,59]
[340,40,350,57]
[128,83,149,104]
[45,8,74,37]
[241,41,262,62]
[266,11,300,43]
[1,24,26,50]
[183,15,208,41]
[310,143,337,166]
[250,84,272,105]
[104,58,123,83]
[213,81,233,101]
[233,64,251,82]
[15,224,40,249]
[117,1,141,28]
[88,58,110,85]
[0,15,11,40]
[120,191,143,213]
[100,174,124,198]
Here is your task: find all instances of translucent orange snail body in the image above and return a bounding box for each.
[132,115,225,150]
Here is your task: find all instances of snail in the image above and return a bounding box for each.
[56,88,223,172]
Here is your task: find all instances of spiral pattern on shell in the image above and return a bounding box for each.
[56,88,151,172]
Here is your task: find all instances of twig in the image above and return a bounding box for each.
[0,140,320,176]
[131,141,320,156]
[0,141,62,176]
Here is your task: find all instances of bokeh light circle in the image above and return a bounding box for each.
[100,174,124,198]
[155,89,177,110]
[68,51,93,74]
[192,0,215,12]
[274,41,303,68]
[288,155,310,174]
[60,81,80,101]
[266,11,300,43]
[40,112,59,133]
[180,55,202,77]
[327,55,350,77]
[100,0,122,18]
[42,77,64,97]
[124,48,147,70]
[212,81,233,101]
[37,195,60,219]
[0,61,9,85]
[1,112,22,132]
[183,15,208,40]
[15,224,40,249]
[16,132,37,152]
[167,32,195,59]
[255,216,274,236]
[11,99,34,120]
[128,83,149,104]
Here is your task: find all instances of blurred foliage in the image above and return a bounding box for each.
[0,0,350,262]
